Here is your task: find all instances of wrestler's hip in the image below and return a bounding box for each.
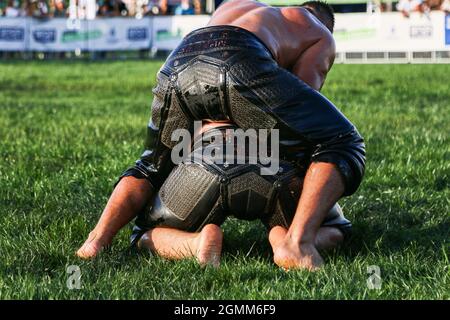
[130,159,352,246]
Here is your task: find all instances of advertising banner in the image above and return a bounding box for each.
[0,18,28,51]
[85,18,152,51]
[445,14,450,46]
[334,11,448,52]
[28,17,152,52]
[0,13,449,53]
[152,15,210,51]
[30,18,85,52]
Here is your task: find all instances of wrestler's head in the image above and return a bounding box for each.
[301,1,335,33]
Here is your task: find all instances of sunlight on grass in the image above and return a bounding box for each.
[0,62,448,299]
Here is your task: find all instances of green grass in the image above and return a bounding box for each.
[0,61,448,299]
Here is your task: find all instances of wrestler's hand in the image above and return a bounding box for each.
[269,226,324,271]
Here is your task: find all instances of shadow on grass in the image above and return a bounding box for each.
[217,202,448,263]
[345,220,449,256]
[118,199,448,266]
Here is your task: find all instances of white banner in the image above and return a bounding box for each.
[446,14,450,45]
[150,12,449,53]
[0,18,28,51]
[0,13,449,53]
[29,17,152,52]
[85,18,152,51]
[334,11,449,52]
[152,15,211,51]
[30,18,84,52]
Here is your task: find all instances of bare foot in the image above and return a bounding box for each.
[76,231,110,259]
[269,226,324,271]
[194,224,223,268]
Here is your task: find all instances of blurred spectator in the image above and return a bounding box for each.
[396,0,427,17]
[159,0,201,15]
[98,0,115,16]
[51,0,67,17]
[95,0,128,16]
[426,0,442,9]
[159,0,175,14]
[16,0,450,19]
[0,0,209,18]
[142,0,164,16]
[21,0,30,16]
[26,0,50,18]
[117,0,128,16]
[174,0,194,15]
[4,0,22,17]
[38,0,50,17]
[193,0,201,14]
[215,0,224,9]
[441,0,450,13]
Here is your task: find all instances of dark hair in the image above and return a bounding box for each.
[301,1,335,33]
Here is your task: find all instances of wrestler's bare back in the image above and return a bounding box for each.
[208,0,336,91]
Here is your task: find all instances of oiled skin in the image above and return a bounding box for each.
[77,1,348,270]
[208,0,336,90]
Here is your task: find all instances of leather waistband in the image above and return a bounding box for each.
[171,25,275,61]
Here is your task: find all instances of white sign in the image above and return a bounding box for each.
[0,13,449,53]
[151,12,449,53]
[152,15,210,51]
[334,11,448,52]
[86,18,152,51]
[29,17,152,52]
[0,18,28,51]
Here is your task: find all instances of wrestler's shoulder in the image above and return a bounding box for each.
[280,6,331,37]
[216,0,267,11]
[281,7,334,47]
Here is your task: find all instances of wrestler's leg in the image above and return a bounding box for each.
[77,177,153,259]
[137,224,223,267]
[269,225,344,255]
[270,162,345,271]
[315,227,345,251]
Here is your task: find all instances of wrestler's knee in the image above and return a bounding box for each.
[311,128,366,196]
[315,227,344,251]
[136,163,226,233]
[135,229,152,250]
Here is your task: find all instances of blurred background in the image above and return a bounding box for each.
[0,0,448,300]
[1,0,449,62]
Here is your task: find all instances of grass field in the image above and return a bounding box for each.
[0,61,448,299]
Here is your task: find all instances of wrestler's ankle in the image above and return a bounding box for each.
[87,229,113,247]
[195,225,223,267]
[286,230,316,247]
[191,233,202,254]
[198,224,223,248]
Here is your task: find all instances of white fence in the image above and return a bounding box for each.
[1,12,449,62]
[0,17,153,52]
[152,15,210,51]
[0,15,212,52]
[334,11,450,63]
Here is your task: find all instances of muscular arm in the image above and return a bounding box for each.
[271,162,346,270]
[91,177,153,244]
[291,35,336,91]
[77,176,153,258]
[288,162,344,243]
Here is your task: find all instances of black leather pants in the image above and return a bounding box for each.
[119,25,365,196]
[117,26,365,243]
[130,125,352,246]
